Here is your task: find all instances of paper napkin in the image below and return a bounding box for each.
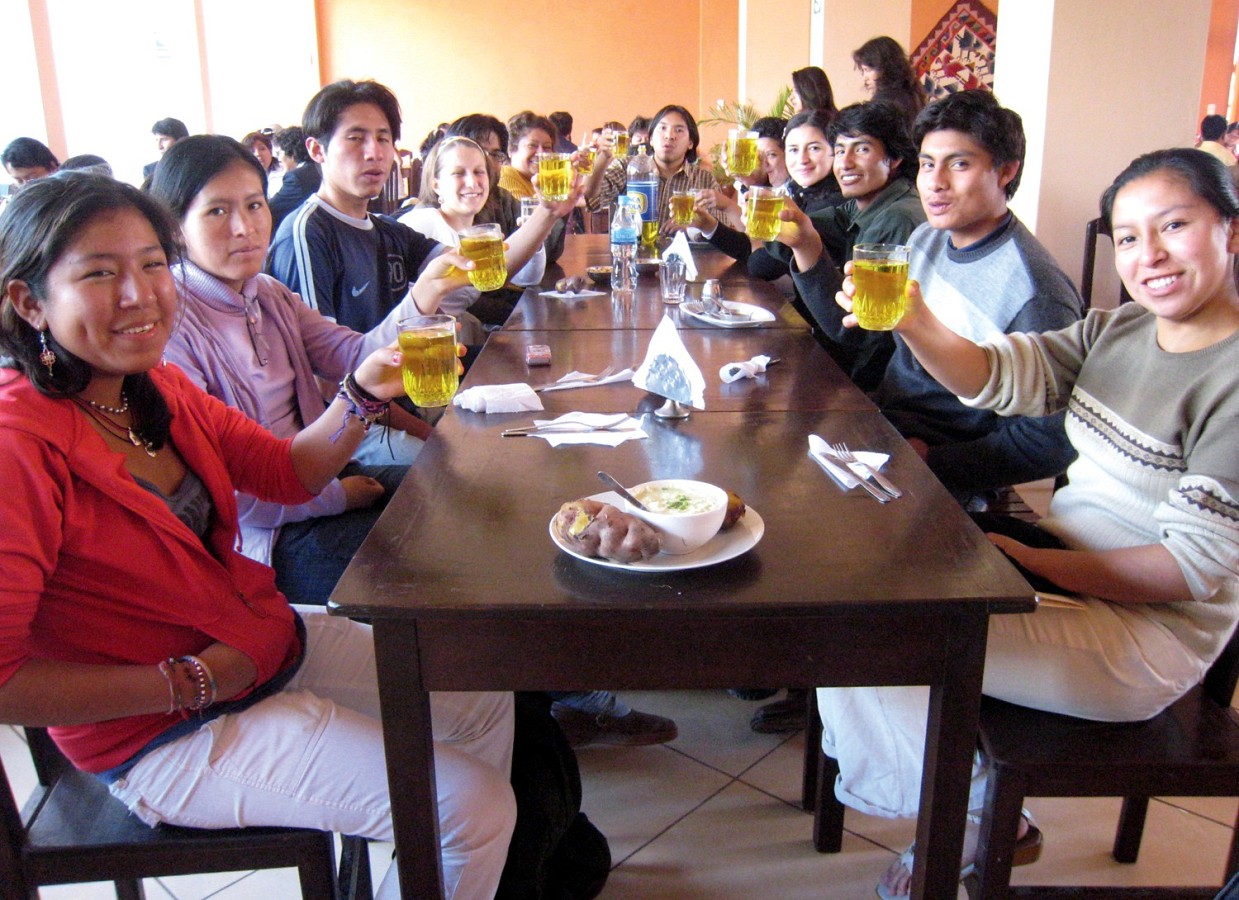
[807,435,890,490]
[633,315,706,409]
[453,383,544,413]
[525,412,647,447]
[537,367,635,393]
[665,231,698,279]
[719,355,774,383]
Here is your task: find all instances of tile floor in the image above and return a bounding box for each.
[5,484,1236,899]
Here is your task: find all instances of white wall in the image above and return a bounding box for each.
[1000,0,1213,308]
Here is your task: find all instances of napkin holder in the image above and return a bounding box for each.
[654,398,692,419]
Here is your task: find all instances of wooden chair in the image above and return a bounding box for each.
[806,627,1239,897]
[1,726,371,899]
[1080,217,1133,310]
[965,625,1239,898]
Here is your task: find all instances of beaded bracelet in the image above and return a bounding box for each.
[179,655,217,711]
[332,371,390,442]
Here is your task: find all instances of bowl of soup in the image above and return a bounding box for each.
[586,265,612,287]
[623,479,728,555]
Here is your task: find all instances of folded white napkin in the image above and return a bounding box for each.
[539,289,608,299]
[453,383,544,413]
[665,231,698,279]
[719,355,773,384]
[528,412,647,447]
[807,435,890,490]
[537,367,635,393]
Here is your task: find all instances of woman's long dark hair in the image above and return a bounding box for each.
[150,134,269,220]
[0,172,179,447]
[791,66,838,119]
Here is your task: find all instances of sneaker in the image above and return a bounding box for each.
[749,688,808,734]
[551,703,678,747]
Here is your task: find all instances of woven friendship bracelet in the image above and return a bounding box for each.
[331,371,390,442]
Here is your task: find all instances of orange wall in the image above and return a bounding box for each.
[315,0,728,154]
[1202,0,1239,121]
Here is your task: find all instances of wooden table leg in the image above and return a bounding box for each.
[912,612,989,900]
[373,622,445,899]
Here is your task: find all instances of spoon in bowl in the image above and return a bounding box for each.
[597,471,648,511]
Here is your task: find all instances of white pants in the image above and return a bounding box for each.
[110,608,516,900]
[818,600,1206,819]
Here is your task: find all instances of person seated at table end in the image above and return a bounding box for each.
[0,171,515,900]
[826,145,1239,898]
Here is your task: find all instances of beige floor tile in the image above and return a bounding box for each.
[1158,794,1239,827]
[601,780,914,899]
[615,689,787,776]
[577,739,733,863]
[1011,796,1234,890]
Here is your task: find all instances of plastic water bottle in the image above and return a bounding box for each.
[625,146,659,247]
[610,195,640,292]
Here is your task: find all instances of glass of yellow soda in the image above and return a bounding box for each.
[670,189,696,226]
[577,147,597,176]
[398,314,458,408]
[744,186,785,241]
[457,223,506,292]
[726,129,759,177]
[538,152,573,201]
[851,244,911,330]
[613,131,630,157]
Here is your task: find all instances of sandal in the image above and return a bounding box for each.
[875,809,1043,899]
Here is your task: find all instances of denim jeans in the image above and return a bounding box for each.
[110,608,516,900]
[272,464,406,605]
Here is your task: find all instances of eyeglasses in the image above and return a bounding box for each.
[487,149,509,164]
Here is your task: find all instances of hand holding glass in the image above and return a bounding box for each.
[851,244,911,330]
[670,189,696,226]
[399,314,459,407]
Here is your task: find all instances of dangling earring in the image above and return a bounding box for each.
[38,330,56,375]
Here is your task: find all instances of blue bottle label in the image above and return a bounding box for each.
[627,181,658,224]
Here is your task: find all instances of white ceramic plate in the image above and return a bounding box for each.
[548,491,764,572]
[680,301,776,328]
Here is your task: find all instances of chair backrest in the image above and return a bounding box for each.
[1080,216,1133,310]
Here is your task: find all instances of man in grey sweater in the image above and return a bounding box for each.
[790,89,1083,506]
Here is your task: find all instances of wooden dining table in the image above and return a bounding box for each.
[328,235,1036,899]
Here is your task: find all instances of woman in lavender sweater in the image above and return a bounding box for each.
[153,135,468,603]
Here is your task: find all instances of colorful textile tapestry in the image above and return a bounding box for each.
[912,1,998,100]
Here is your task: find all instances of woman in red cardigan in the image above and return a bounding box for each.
[0,171,514,900]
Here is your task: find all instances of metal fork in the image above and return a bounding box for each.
[501,413,629,437]
[831,442,902,499]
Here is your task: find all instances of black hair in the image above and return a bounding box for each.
[506,111,557,152]
[151,117,189,140]
[784,108,836,142]
[0,172,178,446]
[1201,114,1228,142]
[1101,147,1239,231]
[628,115,650,136]
[853,37,920,98]
[58,154,111,176]
[912,90,1026,198]
[2,137,59,171]
[549,111,573,139]
[274,126,310,164]
[302,79,403,144]
[419,125,446,159]
[149,134,268,221]
[791,66,838,117]
[448,114,510,154]
[827,101,917,183]
[752,116,788,147]
[649,105,701,164]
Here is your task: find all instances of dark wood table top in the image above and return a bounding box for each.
[506,235,801,331]
[333,408,1031,624]
[461,328,875,414]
